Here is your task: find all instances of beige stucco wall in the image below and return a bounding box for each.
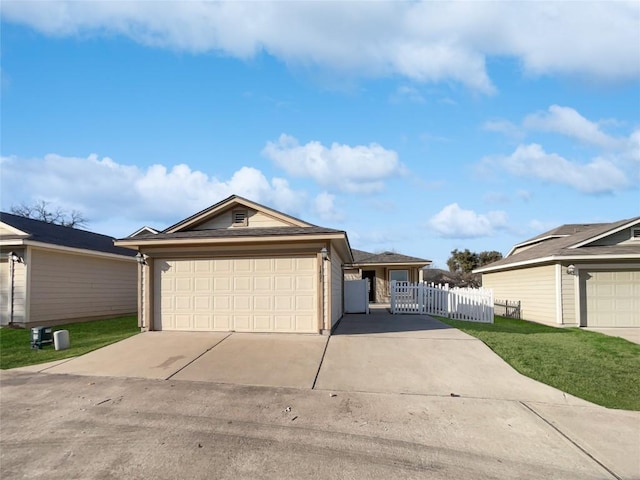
[0,248,27,325]
[481,264,557,325]
[27,248,137,325]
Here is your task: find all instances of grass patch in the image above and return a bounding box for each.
[0,316,139,370]
[436,315,640,411]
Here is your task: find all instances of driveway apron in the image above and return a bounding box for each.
[315,310,592,405]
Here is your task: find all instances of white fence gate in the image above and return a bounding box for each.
[344,279,370,314]
[390,281,494,323]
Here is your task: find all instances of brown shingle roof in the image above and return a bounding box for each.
[350,248,430,265]
[120,226,345,241]
[477,217,640,272]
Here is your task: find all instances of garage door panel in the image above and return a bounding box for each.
[234,315,251,331]
[274,315,293,331]
[254,315,271,330]
[214,278,231,290]
[194,315,212,330]
[234,277,251,291]
[275,277,292,290]
[254,277,272,290]
[254,296,272,310]
[234,259,252,272]
[156,257,318,333]
[585,270,640,327]
[213,315,231,330]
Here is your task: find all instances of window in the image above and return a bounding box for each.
[232,210,248,227]
[389,270,409,283]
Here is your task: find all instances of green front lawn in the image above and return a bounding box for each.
[0,316,139,370]
[437,315,640,411]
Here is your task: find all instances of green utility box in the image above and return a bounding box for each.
[31,326,53,350]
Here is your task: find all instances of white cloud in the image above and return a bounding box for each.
[313,192,343,222]
[390,85,425,104]
[482,120,524,140]
[523,105,619,148]
[3,1,638,93]
[485,144,630,194]
[428,203,508,239]
[0,153,305,227]
[263,134,405,193]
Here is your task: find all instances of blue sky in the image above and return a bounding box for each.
[1,1,639,268]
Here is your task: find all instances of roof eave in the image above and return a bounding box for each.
[475,253,640,273]
[569,218,640,249]
[114,232,349,249]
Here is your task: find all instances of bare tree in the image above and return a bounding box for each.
[10,200,88,228]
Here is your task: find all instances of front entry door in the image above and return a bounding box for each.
[362,270,376,302]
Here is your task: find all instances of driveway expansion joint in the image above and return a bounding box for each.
[164,332,233,380]
[519,401,621,480]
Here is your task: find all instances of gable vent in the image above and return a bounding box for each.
[632,228,640,240]
[232,210,248,227]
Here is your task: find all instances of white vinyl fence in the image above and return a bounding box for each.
[390,281,494,323]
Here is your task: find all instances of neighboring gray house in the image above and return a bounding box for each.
[0,212,138,327]
[344,249,431,303]
[475,217,640,327]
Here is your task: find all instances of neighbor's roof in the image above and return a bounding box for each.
[349,248,431,265]
[0,212,136,257]
[476,217,640,273]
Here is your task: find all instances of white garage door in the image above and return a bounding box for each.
[155,256,318,333]
[585,270,640,327]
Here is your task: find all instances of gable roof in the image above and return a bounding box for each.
[0,212,136,258]
[476,217,640,273]
[129,226,159,237]
[114,195,354,262]
[164,195,313,233]
[349,248,431,266]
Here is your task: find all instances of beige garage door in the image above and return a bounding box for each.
[155,256,318,333]
[585,270,640,327]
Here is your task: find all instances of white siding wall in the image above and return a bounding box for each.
[482,265,557,325]
[28,248,137,324]
[0,253,27,325]
[330,251,344,327]
[560,266,577,325]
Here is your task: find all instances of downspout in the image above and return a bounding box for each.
[9,255,15,326]
[8,252,24,326]
[136,252,148,330]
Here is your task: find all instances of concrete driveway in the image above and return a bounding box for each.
[15,309,609,403]
[6,309,639,479]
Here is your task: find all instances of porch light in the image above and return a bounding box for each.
[8,252,23,263]
[566,264,576,275]
[320,247,329,261]
[136,252,148,265]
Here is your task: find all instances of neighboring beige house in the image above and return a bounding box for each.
[0,212,137,327]
[344,249,431,303]
[115,195,353,334]
[475,217,640,327]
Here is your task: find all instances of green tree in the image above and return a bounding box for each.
[447,249,503,287]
